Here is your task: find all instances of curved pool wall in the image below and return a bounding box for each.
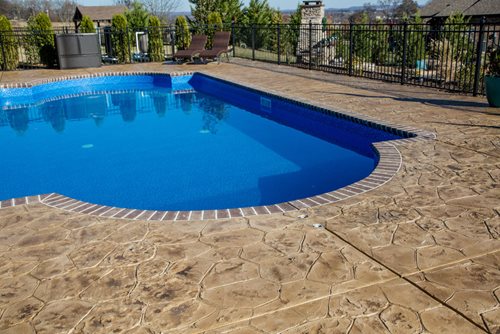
[0,72,427,216]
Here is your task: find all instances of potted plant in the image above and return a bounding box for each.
[485,46,500,107]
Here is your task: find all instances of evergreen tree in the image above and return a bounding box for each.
[282,3,301,60]
[189,0,242,26]
[111,14,131,63]
[0,15,18,70]
[148,15,164,61]
[175,16,191,50]
[79,15,95,33]
[26,12,56,67]
[126,1,149,31]
[207,11,223,48]
[267,9,283,53]
[352,12,373,62]
[241,0,273,49]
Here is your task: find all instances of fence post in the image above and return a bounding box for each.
[308,20,312,70]
[171,27,176,60]
[349,21,354,76]
[231,21,236,57]
[277,23,281,65]
[473,16,486,96]
[0,34,6,71]
[401,22,408,85]
[251,24,255,61]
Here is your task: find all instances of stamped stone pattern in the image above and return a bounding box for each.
[0,61,499,333]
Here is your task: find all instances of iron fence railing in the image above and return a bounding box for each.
[1,21,499,95]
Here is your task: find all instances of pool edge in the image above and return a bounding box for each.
[0,70,435,221]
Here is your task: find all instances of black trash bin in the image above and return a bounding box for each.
[56,33,101,69]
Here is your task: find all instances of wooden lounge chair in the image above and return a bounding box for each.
[174,34,207,62]
[199,31,232,64]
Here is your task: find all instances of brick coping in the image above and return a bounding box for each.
[0,71,435,221]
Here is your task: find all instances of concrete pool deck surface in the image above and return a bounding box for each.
[0,61,499,333]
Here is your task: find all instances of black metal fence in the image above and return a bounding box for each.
[1,21,499,96]
[231,21,500,96]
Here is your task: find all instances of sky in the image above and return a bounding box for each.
[79,0,430,12]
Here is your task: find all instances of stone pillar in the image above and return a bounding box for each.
[297,1,325,60]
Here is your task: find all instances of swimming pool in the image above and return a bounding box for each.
[0,72,415,214]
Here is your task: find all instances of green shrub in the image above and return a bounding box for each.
[0,15,18,70]
[352,13,373,62]
[207,12,223,49]
[175,16,191,50]
[80,15,95,33]
[111,14,130,63]
[148,16,164,62]
[27,12,56,68]
[488,47,500,76]
[370,22,389,65]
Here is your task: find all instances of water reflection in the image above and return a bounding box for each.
[176,93,194,115]
[5,107,29,134]
[41,99,66,133]
[151,92,167,117]
[118,93,137,123]
[0,90,230,135]
[198,96,228,134]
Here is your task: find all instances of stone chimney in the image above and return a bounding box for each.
[297,1,325,60]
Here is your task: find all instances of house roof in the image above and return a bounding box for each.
[420,0,500,18]
[74,5,127,22]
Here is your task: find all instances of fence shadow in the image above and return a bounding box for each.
[320,91,498,116]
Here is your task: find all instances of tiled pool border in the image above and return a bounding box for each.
[0,71,435,221]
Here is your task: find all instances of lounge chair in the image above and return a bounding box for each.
[174,35,207,62]
[199,31,232,64]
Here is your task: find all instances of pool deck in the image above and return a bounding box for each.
[0,61,499,334]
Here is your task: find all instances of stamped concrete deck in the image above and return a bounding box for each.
[0,61,499,334]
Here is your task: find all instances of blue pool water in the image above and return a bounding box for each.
[0,74,402,210]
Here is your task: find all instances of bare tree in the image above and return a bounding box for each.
[394,0,418,18]
[141,0,180,21]
[378,0,401,20]
[53,0,77,22]
[114,0,134,9]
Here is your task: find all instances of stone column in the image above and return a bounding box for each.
[297,1,325,61]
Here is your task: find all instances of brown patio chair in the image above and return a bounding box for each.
[198,31,233,64]
[174,34,207,62]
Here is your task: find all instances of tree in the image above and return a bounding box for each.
[207,11,222,48]
[111,13,130,63]
[27,12,56,67]
[79,15,95,33]
[114,0,133,8]
[148,15,164,61]
[175,15,191,50]
[189,0,242,26]
[0,0,14,17]
[282,3,300,61]
[394,0,418,18]
[377,0,400,21]
[404,13,426,67]
[0,15,18,70]
[349,3,376,23]
[241,0,273,49]
[125,1,149,30]
[53,0,77,22]
[267,9,283,52]
[142,0,180,22]
[352,12,373,61]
